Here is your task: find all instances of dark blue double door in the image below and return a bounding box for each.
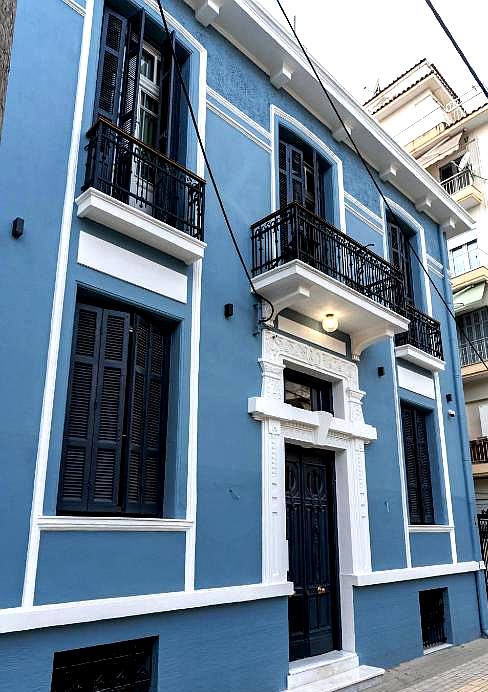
[286,445,340,661]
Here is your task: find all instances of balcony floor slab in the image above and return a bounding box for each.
[253,259,409,359]
[76,188,206,265]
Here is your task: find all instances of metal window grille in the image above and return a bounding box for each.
[51,638,154,692]
[419,589,447,649]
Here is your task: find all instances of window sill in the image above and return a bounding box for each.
[408,524,454,533]
[38,516,193,532]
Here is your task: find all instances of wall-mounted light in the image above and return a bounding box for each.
[322,313,339,333]
[378,366,385,377]
[12,217,24,239]
[224,303,234,319]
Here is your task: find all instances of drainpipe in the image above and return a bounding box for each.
[439,232,488,637]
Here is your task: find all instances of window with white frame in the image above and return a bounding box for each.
[449,240,479,276]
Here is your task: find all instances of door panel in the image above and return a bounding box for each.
[286,445,339,661]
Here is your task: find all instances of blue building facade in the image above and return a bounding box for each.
[0,0,485,689]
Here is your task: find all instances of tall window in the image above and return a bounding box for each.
[51,638,155,692]
[449,240,479,276]
[94,6,188,161]
[57,299,170,517]
[400,403,435,525]
[387,219,415,303]
[278,126,330,219]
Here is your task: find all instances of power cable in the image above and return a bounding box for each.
[154,0,274,323]
[423,0,488,102]
[274,0,488,371]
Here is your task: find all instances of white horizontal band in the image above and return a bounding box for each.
[38,516,193,532]
[343,561,482,586]
[0,581,293,634]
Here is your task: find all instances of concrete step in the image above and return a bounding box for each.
[288,651,359,688]
[286,664,384,692]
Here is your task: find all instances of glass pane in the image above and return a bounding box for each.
[140,50,155,81]
[139,107,157,148]
[285,380,312,410]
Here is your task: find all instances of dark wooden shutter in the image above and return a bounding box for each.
[93,8,127,123]
[157,31,176,156]
[415,409,435,524]
[125,316,169,515]
[87,309,130,512]
[278,140,305,207]
[401,406,422,525]
[58,305,103,513]
[119,9,145,135]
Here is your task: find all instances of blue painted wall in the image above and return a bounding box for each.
[34,531,186,604]
[354,573,481,668]
[0,598,289,692]
[0,0,83,608]
[410,532,452,567]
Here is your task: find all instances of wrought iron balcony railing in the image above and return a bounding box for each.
[459,337,488,367]
[251,202,406,316]
[471,437,488,464]
[395,303,443,360]
[441,168,476,196]
[83,118,205,240]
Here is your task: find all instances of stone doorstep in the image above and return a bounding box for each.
[286,665,384,692]
[287,650,384,692]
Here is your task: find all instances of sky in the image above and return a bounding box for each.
[256,0,488,109]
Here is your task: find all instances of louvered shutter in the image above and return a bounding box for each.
[125,316,169,515]
[93,8,127,123]
[87,309,130,512]
[58,305,103,513]
[157,31,176,156]
[401,406,423,525]
[119,9,145,135]
[415,410,435,524]
[278,141,305,207]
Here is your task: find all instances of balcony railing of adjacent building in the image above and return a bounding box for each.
[395,303,444,360]
[441,168,476,196]
[83,118,205,240]
[471,437,488,463]
[251,202,406,315]
[459,338,488,367]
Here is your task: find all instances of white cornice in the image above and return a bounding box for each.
[184,0,474,235]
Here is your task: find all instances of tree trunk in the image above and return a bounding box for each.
[0,0,16,138]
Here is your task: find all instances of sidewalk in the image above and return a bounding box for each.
[372,639,488,692]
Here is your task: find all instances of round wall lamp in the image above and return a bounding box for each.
[322,313,339,333]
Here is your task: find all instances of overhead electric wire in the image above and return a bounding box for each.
[423,0,488,102]
[154,0,274,323]
[274,0,488,372]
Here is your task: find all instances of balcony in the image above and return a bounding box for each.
[251,203,409,358]
[441,169,483,211]
[395,303,445,371]
[75,118,206,265]
[471,438,488,477]
[458,337,488,380]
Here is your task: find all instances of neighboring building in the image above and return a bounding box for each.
[365,60,488,511]
[0,6,485,692]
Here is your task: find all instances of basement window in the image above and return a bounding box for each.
[419,588,448,651]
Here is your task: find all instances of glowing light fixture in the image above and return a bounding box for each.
[322,313,339,333]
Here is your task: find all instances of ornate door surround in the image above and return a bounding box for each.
[248,329,377,653]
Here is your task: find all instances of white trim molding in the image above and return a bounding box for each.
[38,516,193,532]
[344,561,482,587]
[250,329,378,651]
[206,89,272,152]
[0,581,293,635]
[62,0,86,15]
